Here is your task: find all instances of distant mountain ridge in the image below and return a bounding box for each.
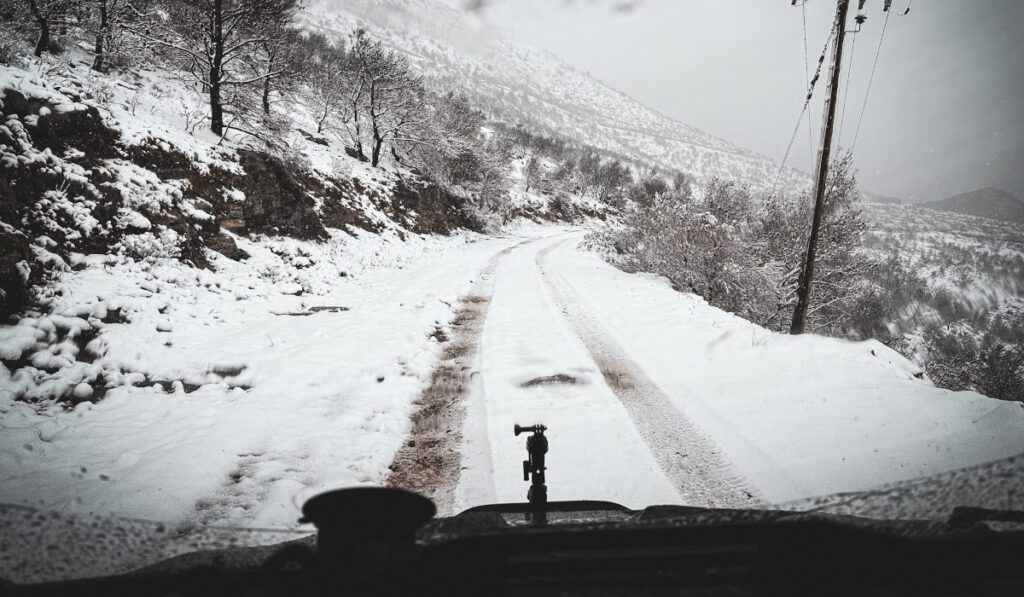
[300,0,811,196]
[861,191,902,205]
[919,187,1024,224]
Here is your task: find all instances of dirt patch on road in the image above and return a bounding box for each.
[521,373,580,387]
[592,355,636,391]
[385,292,491,513]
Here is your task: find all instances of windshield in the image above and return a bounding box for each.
[1,0,1023,585]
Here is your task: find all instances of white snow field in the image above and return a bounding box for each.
[4,227,1024,583]
[4,228,1024,530]
[0,225,542,529]
[524,234,1024,503]
[455,233,1024,510]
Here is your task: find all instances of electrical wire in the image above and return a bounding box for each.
[772,17,837,195]
[850,7,890,150]
[834,31,856,150]
[801,0,814,158]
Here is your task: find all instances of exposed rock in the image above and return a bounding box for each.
[206,233,249,261]
[297,129,330,146]
[233,150,327,240]
[392,179,474,235]
[1,89,120,164]
[344,146,367,161]
[313,175,381,234]
[217,218,247,234]
[0,93,122,255]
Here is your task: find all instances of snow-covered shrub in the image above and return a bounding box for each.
[176,95,208,134]
[116,228,182,261]
[593,154,879,337]
[27,187,103,244]
[974,344,1024,402]
[461,201,505,234]
[80,75,116,106]
[922,309,1024,403]
[593,177,782,325]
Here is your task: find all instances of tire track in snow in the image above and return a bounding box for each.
[385,239,529,514]
[535,238,763,509]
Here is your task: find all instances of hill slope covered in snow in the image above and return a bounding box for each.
[919,187,1024,224]
[299,0,811,195]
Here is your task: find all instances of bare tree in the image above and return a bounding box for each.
[523,154,541,193]
[22,0,70,56]
[406,91,484,185]
[86,0,150,71]
[141,0,299,136]
[300,33,351,135]
[242,16,302,114]
[596,159,631,204]
[349,29,425,167]
[476,134,511,213]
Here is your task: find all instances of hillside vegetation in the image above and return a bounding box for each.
[861,202,1024,402]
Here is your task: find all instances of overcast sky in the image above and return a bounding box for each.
[443,0,1024,203]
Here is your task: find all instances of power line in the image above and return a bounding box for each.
[801,0,814,158]
[850,7,890,150]
[834,30,856,150]
[772,17,837,195]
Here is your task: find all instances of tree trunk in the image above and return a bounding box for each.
[370,115,384,166]
[316,107,328,134]
[28,0,49,57]
[369,92,383,166]
[34,20,49,56]
[91,1,108,72]
[351,107,366,161]
[209,0,225,136]
[210,78,223,135]
[371,134,383,167]
[262,75,271,114]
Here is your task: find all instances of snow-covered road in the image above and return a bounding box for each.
[451,232,1024,511]
[4,226,1024,535]
[454,233,758,512]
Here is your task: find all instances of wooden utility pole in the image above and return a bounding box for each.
[790,0,850,335]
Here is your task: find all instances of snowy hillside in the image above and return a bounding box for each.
[863,202,1024,342]
[858,201,1024,400]
[920,187,1024,224]
[299,0,811,195]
